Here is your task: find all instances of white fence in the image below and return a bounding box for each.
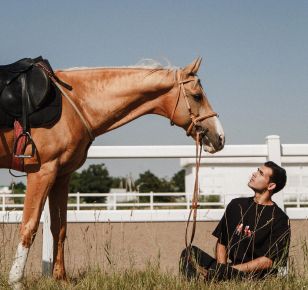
[1,191,308,223]
[1,138,308,275]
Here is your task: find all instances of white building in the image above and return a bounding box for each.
[0,186,12,194]
[181,135,308,209]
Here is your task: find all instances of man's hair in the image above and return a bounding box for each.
[264,161,287,194]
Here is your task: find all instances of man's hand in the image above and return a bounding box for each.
[231,256,273,273]
[216,242,227,264]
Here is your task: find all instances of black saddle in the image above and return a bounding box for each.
[0,57,51,117]
[0,56,72,158]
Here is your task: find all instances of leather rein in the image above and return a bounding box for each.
[37,63,95,142]
[170,70,217,276]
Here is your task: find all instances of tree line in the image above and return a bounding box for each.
[10,164,185,203]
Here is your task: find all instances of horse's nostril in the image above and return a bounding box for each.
[218,134,225,146]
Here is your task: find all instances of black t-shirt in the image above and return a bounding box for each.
[212,197,290,266]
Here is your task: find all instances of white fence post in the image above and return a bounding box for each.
[42,197,53,276]
[150,191,153,210]
[2,193,5,211]
[77,192,80,211]
[113,192,117,210]
[186,193,190,209]
[266,135,284,210]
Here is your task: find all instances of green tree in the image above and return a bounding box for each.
[170,169,185,192]
[135,170,173,202]
[69,171,81,193]
[9,182,26,193]
[69,164,112,203]
[110,177,122,189]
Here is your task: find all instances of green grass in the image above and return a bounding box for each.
[0,263,307,290]
[1,221,307,289]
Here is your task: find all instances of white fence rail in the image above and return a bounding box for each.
[2,191,308,211]
[1,192,307,222]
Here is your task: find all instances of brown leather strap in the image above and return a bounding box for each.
[170,71,182,126]
[37,63,94,141]
[11,121,26,172]
[186,112,217,136]
[170,70,217,136]
[185,131,203,266]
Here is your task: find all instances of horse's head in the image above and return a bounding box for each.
[170,57,225,153]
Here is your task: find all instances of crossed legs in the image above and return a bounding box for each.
[179,246,245,282]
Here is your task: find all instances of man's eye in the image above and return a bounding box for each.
[192,94,203,102]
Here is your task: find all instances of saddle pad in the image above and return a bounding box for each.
[0,82,62,128]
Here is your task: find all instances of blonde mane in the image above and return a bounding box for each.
[56,57,178,73]
[56,57,199,85]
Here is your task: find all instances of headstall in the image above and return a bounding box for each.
[170,70,217,136]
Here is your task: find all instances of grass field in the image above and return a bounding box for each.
[1,221,307,289]
[0,263,307,290]
[1,243,308,290]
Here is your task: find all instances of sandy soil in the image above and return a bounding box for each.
[1,220,307,277]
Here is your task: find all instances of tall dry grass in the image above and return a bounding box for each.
[0,228,307,289]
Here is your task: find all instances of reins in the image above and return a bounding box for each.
[171,70,218,278]
[184,131,207,277]
[37,63,95,142]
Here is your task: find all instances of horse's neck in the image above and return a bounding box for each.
[57,68,176,137]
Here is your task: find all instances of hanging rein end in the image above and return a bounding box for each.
[191,204,200,209]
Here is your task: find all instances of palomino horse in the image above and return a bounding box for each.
[4,57,224,288]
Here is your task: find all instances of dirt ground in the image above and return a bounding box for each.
[1,220,307,277]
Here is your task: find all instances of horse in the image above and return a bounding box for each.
[3,56,225,288]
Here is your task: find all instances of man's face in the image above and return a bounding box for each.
[248,165,273,193]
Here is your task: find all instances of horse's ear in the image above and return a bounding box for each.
[182,56,202,76]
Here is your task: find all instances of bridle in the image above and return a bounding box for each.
[170,70,217,137]
[171,70,218,279]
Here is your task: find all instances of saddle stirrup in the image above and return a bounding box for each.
[13,132,36,158]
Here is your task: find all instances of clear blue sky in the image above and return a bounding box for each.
[1,1,307,185]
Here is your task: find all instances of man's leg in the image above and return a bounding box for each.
[179,246,215,280]
[179,246,245,282]
[207,261,246,281]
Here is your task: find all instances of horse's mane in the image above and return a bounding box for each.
[56,58,179,73]
[57,58,199,85]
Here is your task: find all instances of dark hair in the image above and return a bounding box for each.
[264,161,287,194]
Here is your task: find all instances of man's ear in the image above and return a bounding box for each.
[268,183,276,192]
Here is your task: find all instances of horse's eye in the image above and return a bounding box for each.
[192,94,203,102]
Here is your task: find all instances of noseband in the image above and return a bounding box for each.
[170,70,217,136]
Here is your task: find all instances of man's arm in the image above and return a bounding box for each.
[231,256,273,272]
[216,242,227,264]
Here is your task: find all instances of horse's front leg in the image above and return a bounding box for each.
[8,161,58,290]
[48,172,71,281]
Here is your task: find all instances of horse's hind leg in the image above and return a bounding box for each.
[48,173,71,281]
[8,162,58,289]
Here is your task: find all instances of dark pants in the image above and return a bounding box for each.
[179,246,246,282]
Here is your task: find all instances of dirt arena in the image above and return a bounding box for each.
[1,220,307,276]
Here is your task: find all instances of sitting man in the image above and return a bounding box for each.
[180,161,291,281]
